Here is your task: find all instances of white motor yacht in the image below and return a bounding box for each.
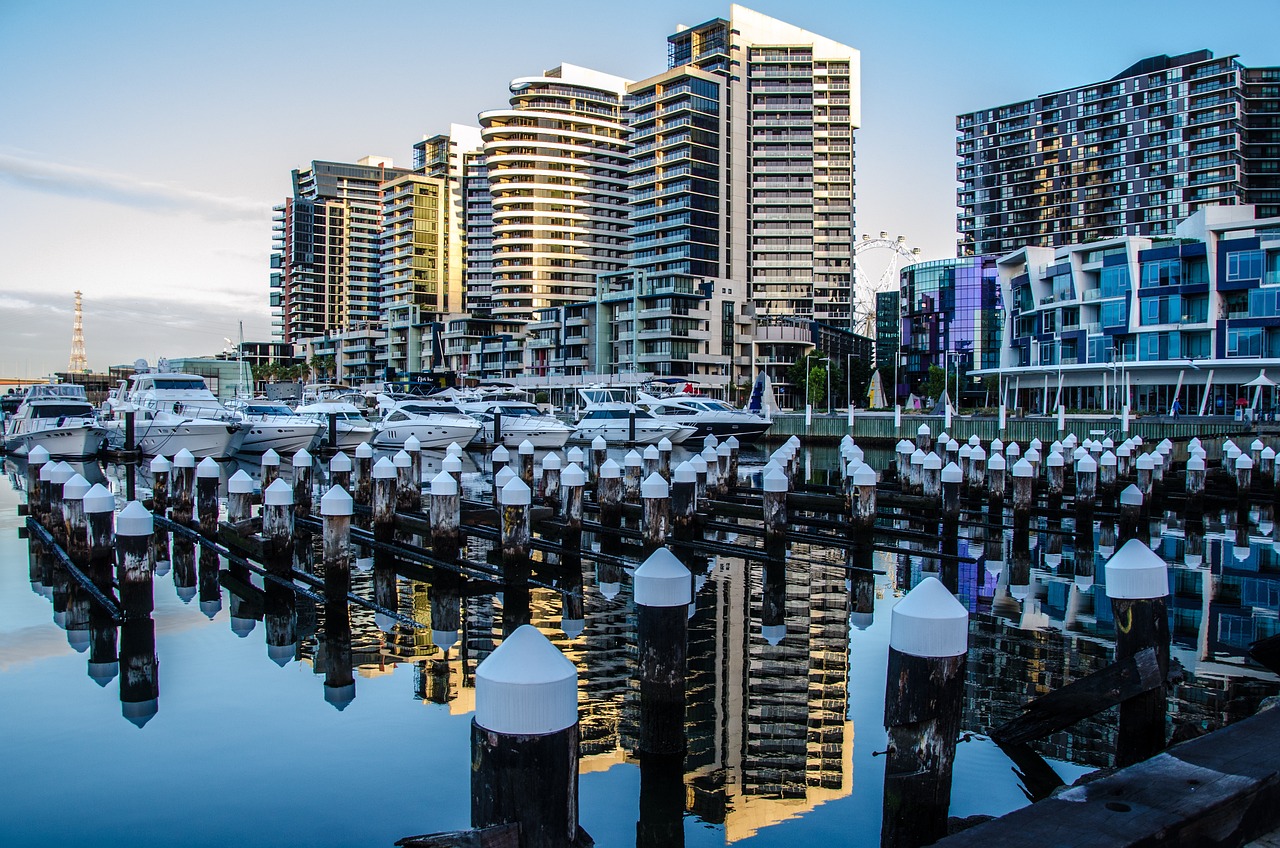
[570,389,696,445]
[225,399,323,455]
[462,399,573,449]
[636,391,772,443]
[295,401,375,451]
[2,384,105,458]
[371,396,481,450]
[102,370,244,458]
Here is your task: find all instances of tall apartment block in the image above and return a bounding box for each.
[957,50,1280,258]
[271,157,409,353]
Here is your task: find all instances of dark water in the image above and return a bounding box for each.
[2,443,1276,847]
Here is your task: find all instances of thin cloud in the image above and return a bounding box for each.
[0,151,272,224]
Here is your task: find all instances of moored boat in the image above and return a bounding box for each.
[2,384,105,459]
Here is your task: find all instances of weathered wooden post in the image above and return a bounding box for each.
[699,446,720,498]
[518,439,536,490]
[968,445,987,495]
[392,449,414,511]
[1135,451,1154,499]
[725,435,740,489]
[922,452,942,501]
[541,452,562,511]
[365,456,395,543]
[1025,445,1041,481]
[1119,484,1143,546]
[670,461,697,542]
[1099,450,1118,504]
[561,463,585,531]
[349,441,371,506]
[429,471,461,562]
[259,448,280,491]
[852,464,877,529]
[1106,539,1170,767]
[227,470,254,523]
[941,462,962,520]
[715,441,732,497]
[909,448,926,496]
[656,437,673,481]
[635,547,691,756]
[321,484,353,595]
[1076,453,1098,506]
[26,444,49,523]
[987,452,1007,511]
[916,422,932,454]
[623,449,644,503]
[958,443,973,494]
[44,461,73,545]
[1235,453,1254,500]
[641,472,670,552]
[170,449,195,525]
[1184,453,1206,504]
[261,478,294,580]
[1012,457,1034,520]
[896,439,914,485]
[492,444,511,478]
[763,466,789,559]
[471,625,582,848]
[292,448,313,517]
[1261,446,1276,488]
[1116,442,1132,480]
[116,501,154,614]
[643,444,660,483]
[196,457,220,538]
[62,473,91,565]
[598,458,623,530]
[404,434,423,499]
[83,482,114,574]
[329,451,352,493]
[499,477,532,566]
[689,453,708,505]
[590,436,607,489]
[881,576,968,848]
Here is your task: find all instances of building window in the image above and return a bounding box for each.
[1141,295,1180,326]
[1140,258,1180,288]
[1101,299,1128,328]
[1228,326,1263,358]
[1100,265,1130,298]
[1226,250,1264,281]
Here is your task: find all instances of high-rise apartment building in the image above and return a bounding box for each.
[481,64,633,325]
[271,157,409,345]
[957,50,1280,258]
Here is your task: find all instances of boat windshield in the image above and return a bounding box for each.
[146,379,210,391]
[687,399,736,412]
[244,404,295,416]
[496,405,541,417]
[583,409,630,420]
[32,404,95,419]
[401,403,463,416]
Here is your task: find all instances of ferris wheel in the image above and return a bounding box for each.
[852,232,921,338]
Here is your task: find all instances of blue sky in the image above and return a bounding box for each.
[1,0,1278,375]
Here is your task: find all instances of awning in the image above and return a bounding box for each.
[1245,370,1276,388]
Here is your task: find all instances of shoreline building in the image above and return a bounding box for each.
[271,157,410,375]
[957,50,1280,258]
[898,256,1003,404]
[979,205,1280,416]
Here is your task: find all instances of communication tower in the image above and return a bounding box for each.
[69,290,87,372]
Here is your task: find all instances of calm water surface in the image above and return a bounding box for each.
[2,443,1275,846]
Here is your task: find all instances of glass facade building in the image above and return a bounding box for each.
[874,290,899,369]
[957,50,1280,258]
[983,205,1280,415]
[899,256,1003,402]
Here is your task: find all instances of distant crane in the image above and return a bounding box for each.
[852,233,921,338]
[69,290,87,373]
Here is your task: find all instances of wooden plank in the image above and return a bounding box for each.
[990,647,1162,747]
[935,707,1280,847]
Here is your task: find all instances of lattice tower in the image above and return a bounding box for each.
[69,290,87,372]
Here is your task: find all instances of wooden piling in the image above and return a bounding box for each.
[228,470,254,523]
[641,472,670,552]
[624,449,644,503]
[1106,539,1170,767]
[1076,453,1098,506]
[492,444,510,478]
[518,440,536,491]
[115,501,154,615]
[689,454,708,504]
[330,451,352,493]
[916,422,932,454]
[471,625,582,848]
[293,448,314,517]
[1119,484,1143,546]
[354,441,373,506]
[590,436,607,492]
[763,467,789,558]
[260,448,280,491]
[171,449,195,525]
[561,463,585,532]
[922,452,942,501]
[881,577,968,848]
[671,461,697,542]
[372,457,397,543]
[643,444,660,484]
[941,462,962,519]
[62,473,91,565]
[196,457,220,538]
[1012,458,1034,519]
[499,478,532,566]
[261,478,294,580]
[25,444,49,523]
[598,459,623,530]
[635,547,691,756]
[656,437,672,481]
[541,452,562,512]
[405,435,423,503]
[987,452,1007,511]
[394,449,416,512]
[909,449,926,496]
[429,471,460,562]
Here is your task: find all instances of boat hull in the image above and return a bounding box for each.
[106,420,243,459]
[235,423,323,456]
[479,422,572,450]
[319,424,375,452]
[3,425,105,459]
[681,419,772,443]
[569,421,695,446]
